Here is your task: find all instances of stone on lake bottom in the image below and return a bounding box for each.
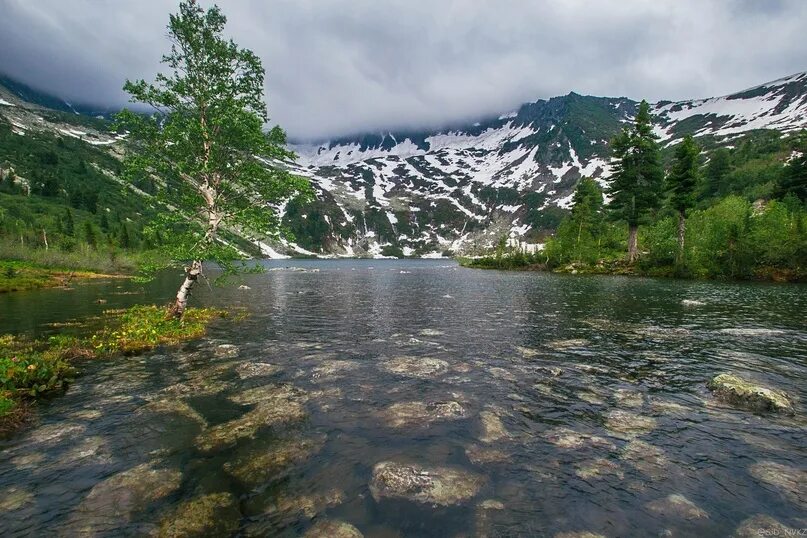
[265,488,345,518]
[369,461,484,506]
[157,492,240,537]
[380,356,449,379]
[195,400,307,453]
[380,400,468,428]
[733,514,795,538]
[554,533,606,538]
[575,458,624,480]
[749,461,806,508]
[707,373,794,415]
[75,463,181,522]
[621,440,669,479]
[465,444,509,465]
[236,362,280,379]
[478,410,509,443]
[544,427,614,450]
[224,435,326,488]
[604,410,656,438]
[304,519,364,538]
[645,494,708,520]
[0,486,34,512]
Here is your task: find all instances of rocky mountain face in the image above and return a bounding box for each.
[282,72,807,258]
[2,71,806,258]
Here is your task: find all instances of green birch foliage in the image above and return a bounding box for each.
[115,1,310,274]
[607,100,664,226]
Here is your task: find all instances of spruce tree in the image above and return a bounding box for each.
[777,144,807,201]
[607,100,664,263]
[667,135,701,263]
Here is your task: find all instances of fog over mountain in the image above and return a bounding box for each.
[1,0,806,139]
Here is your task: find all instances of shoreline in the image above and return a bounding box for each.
[458,257,806,284]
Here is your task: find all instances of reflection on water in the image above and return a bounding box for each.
[1,260,806,536]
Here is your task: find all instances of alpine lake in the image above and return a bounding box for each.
[1,259,805,537]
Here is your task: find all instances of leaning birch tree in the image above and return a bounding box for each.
[116,0,309,318]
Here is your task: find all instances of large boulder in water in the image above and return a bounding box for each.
[369,461,484,506]
[156,492,240,537]
[379,400,468,428]
[707,374,794,415]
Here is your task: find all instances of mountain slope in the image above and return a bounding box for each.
[283,71,807,257]
[2,71,805,259]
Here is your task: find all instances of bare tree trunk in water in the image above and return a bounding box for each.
[677,209,686,264]
[627,225,638,263]
[169,260,202,319]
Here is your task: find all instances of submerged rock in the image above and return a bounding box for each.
[369,461,484,506]
[310,360,360,381]
[161,377,232,398]
[604,410,656,438]
[546,339,589,351]
[265,488,345,518]
[621,440,669,479]
[544,427,614,450]
[236,362,280,379]
[576,391,606,405]
[475,498,506,537]
[465,444,509,465]
[575,458,624,480]
[224,435,326,488]
[613,389,644,408]
[380,401,468,428]
[733,514,795,537]
[157,492,240,537]
[0,486,34,512]
[136,399,207,428]
[478,410,509,443]
[707,374,794,414]
[749,461,806,508]
[380,356,449,379]
[304,519,363,538]
[419,329,444,337]
[516,346,540,358]
[554,533,606,538]
[645,494,708,520]
[228,383,308,406]
[76,463,181,522]
[195,401,307,453]
[214,343,239,357]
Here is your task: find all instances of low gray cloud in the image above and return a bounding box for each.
[0,0,805,140]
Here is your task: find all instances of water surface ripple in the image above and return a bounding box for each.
[1,260,806,536]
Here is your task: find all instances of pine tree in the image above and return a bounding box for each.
[116,0,310,318]
[607,100,664,263]
[667,135,701,263]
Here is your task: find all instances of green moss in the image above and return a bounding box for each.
[90,305,229,355]
[1,304,235,431]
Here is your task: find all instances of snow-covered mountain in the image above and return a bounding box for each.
[2,70,806,258]
[279,71,807,258]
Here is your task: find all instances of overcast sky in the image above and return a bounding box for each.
[1,0,806,140]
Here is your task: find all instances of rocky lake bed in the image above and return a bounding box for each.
[0,259,806,536]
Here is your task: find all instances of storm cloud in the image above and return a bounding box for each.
[0,0,805,140]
